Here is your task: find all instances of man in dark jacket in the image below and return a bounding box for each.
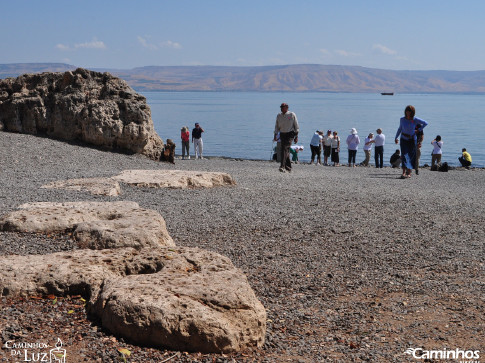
[192,122,205,159]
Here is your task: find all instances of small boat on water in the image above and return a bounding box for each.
[381,92,394,95]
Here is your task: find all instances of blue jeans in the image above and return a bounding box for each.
[400,138,416,170]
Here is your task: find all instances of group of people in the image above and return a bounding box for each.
[273,103,473,176]
[173,103,474,172]
[308,128,386,168]
[180,122,205,160]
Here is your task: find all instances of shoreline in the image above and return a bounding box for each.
[1,132,484,362]
[174,153,484,169]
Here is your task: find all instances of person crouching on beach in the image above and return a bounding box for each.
[181,126,190,159]
[390,149,401,168]
[331,131,340,166]
[290,145,304,163]
[459,148,472,168]
[274,103,300,173]
[346,128,360,167]
[395,105,428,179]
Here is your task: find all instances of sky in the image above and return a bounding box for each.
[2,0,485,71]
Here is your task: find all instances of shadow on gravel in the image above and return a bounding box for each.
[367,173,401,179]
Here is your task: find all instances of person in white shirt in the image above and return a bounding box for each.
[290,145,304,163]
[431,135,443,168]
[373,128,386,168]
[274,103,299,173]
[309,130,323,165]
[322,130,333,165]
[331,131,340,166]
[362,132,374,166]
[346,128,360,167]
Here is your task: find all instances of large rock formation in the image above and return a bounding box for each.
[0,201,267,352]
[0,68,164,159]
[0,247,267,353]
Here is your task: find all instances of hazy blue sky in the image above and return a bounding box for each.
[2,0,485,71]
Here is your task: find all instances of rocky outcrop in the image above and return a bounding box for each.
[0,201,174,249]
[0,247,267,353]
[0,68,164,159]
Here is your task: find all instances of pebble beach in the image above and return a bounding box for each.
[0,131,484,362]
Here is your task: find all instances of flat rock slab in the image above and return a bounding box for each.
[40,170,236,196]
[42,177,121,196]
[0,247,266,353]
[0,201,174,249]
[113,169,237,189]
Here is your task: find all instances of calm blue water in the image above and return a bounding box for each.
[143,92,485,167]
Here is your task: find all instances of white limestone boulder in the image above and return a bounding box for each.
[0,201,174,249]
[0,247,266,353]
[113,169,237,189]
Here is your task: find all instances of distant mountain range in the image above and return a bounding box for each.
[2,63,485,93]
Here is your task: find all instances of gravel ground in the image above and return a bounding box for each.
[0,132,484,362]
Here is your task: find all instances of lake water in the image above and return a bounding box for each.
[143,92,485,167]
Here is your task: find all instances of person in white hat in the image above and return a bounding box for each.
[346,128,360,167]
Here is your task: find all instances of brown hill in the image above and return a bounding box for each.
[2,63,485,93]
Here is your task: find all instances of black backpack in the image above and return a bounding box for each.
[438,162,449,172]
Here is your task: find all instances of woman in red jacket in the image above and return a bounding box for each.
[181,126,190,159]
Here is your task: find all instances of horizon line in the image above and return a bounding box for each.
[2,62,485,73]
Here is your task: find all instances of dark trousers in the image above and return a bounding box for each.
[348,149,357,164]
[181,140,190,158]
[416,147,421,170]
[280,132,294,170]
[459,157,471,167]
[374,146,384,168]
[331,148,339,164]
[310,145,322,163]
